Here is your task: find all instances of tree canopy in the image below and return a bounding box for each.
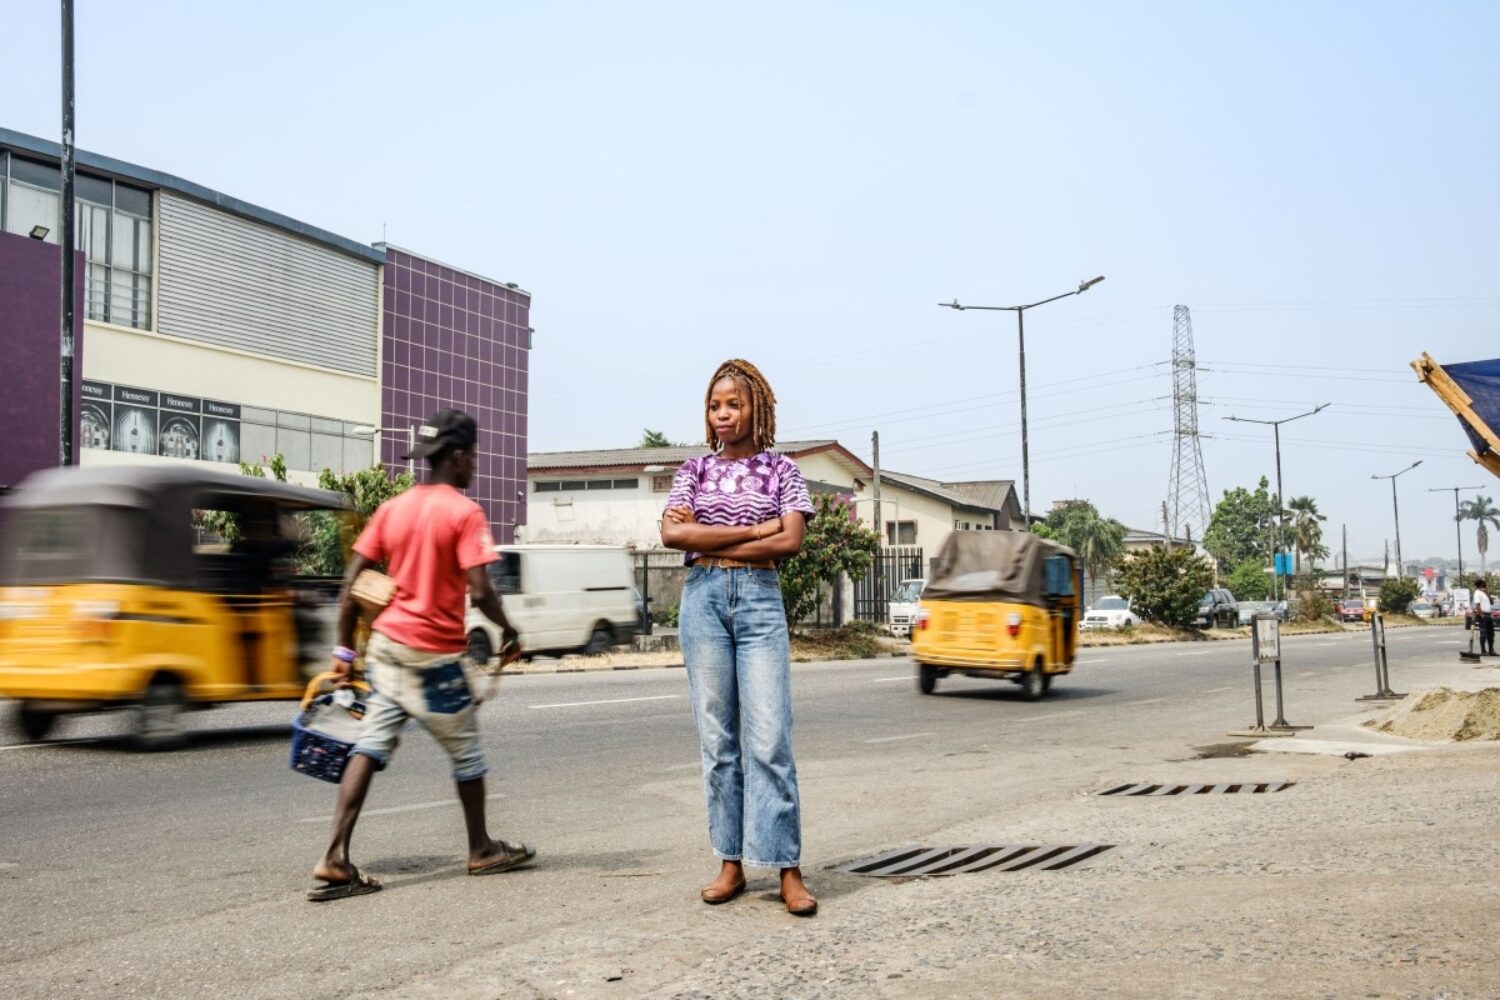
[1203,477,1277,571]
[778,493,881,626]
[1285,495,1329,574]
[1044,500,1126,589]
[1114,545,1215,628]
[638,429,680,448]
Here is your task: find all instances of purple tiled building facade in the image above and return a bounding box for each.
[380,246,531,542]
[0,232,84,488]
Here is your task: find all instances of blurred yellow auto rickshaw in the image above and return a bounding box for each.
[0,464,351,748]
[910,531,1082,699]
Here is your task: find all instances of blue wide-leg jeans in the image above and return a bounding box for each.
[679,565,802,868]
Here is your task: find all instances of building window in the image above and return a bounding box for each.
[1,155,153,330]
[651,474,674,493]
[887,520,917,545]
[536,478,638,492]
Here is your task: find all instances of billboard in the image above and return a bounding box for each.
[81,381,240,464]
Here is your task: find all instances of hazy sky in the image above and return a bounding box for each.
[5,1,1497,564]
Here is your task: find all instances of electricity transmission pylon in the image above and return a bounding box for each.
[1167,305,1211,544]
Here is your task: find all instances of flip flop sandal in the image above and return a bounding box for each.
[780,890,818,917]
[700,880,747,904]
[306,866,382,902]
[468,841,536,876]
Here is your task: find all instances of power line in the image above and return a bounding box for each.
[781,364,1167,437]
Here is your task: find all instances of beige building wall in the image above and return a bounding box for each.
[854,482,955,553]
[79,320,378,488]
[791,451,862,492]
[520,480,666,549]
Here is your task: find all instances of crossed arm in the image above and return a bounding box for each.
[660,506,806,561]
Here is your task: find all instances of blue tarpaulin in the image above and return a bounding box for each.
[1413,353,1500,478]
[1444,359,1500,458]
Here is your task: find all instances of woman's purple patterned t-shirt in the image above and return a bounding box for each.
[664,452,816,564]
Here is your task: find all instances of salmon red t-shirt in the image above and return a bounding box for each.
[353,485,498,652]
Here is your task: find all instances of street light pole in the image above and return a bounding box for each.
[1372,460,1422,581]
[1429,485,1484,593]
[938,276,1104,528]
[1224,404,1330,601]
[352,423,417,476]
[59,0,77,467]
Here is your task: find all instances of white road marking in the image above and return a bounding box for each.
[0,739,95,752]
[863,732,934,744]
[1311,641,1343,647]
[1174,651,1217,657]
[1078,658,1108,664]
[871,676,913,684]
[0,862,18,870]
[1010,711,1083,722]
[528,695,681,710]
[1127,698,1165,706]
[1202,686,1234,694]
[299,793,504,824]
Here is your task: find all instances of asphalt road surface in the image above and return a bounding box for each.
[0,626,1480,998]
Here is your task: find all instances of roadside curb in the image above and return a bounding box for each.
[503,622,1460,674]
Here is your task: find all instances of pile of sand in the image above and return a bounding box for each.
[1363,687,1500,742]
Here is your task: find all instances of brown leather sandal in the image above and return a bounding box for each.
[700,879,747,904]
[779,889,818,916]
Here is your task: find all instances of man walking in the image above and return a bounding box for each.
[1476,578,1495,657]
[309,409,532,901]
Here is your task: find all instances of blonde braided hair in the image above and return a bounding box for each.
[703,359,777,453]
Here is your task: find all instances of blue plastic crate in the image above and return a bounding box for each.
[290,693,367,784]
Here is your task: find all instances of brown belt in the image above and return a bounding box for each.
[696,557,776,570]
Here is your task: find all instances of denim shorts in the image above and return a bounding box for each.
[350,631,488,782]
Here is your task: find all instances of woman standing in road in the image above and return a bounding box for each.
[660,359,819,916]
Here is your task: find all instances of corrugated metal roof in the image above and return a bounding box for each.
[529,440,854,471]
[879,469,1016,514]
[0,127,386,264]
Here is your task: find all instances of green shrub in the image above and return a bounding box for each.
[652,603,680,628]
[1377,578,1420,616]
[1114,545,1216,628]
[1227,558,1271,601]
[1294,586,1333,623]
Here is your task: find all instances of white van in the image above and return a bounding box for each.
[465,545,639,660]
[888,577,926,637]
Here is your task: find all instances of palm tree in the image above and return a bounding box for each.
[1059,506,1128,593]
[1458,495,1500,574]
[1286,496,1327,575]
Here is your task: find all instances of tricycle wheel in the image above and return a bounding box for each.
[918,664,938,695]
[133,675,187,752]
[1022,660,1046,701]
[16,703,57,742]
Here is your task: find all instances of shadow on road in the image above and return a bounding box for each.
[929,685,1118,703]
[6,723,293,755]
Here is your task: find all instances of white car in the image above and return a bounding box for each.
[1081,595,1139,631]
[887,578,926,637]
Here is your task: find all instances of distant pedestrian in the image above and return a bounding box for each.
[308,410,531,901]
[1476,579,1495,656]
[661,359,819,916]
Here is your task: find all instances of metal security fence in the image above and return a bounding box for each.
[853,546,925,623]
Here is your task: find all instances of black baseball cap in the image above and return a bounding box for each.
[404,409,479,460]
